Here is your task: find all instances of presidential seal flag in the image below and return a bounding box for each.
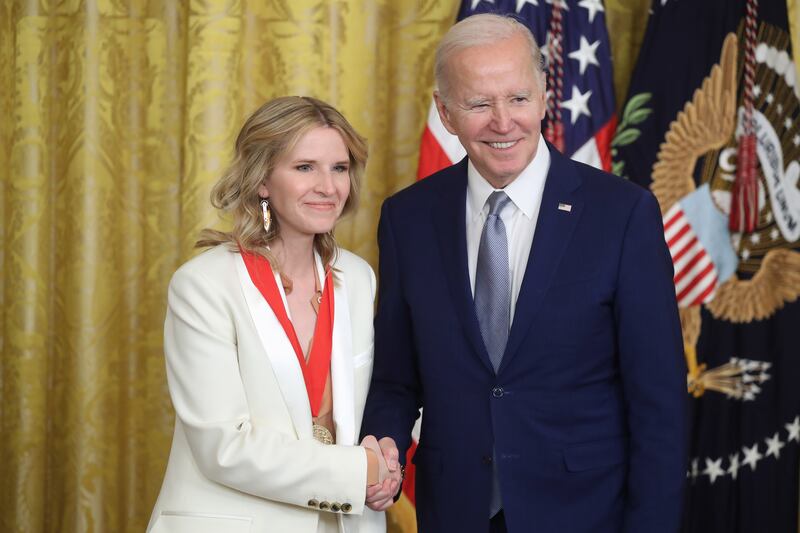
[614,1,800,531]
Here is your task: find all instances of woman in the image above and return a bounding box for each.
[148,96,397,533]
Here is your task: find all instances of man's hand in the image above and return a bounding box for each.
[364,436,402,511]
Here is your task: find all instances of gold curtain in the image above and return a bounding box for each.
[0,1,458,531]
[605,0,650,112]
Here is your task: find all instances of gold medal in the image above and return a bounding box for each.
[312,423,334,445]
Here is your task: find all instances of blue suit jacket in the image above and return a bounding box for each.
[362,148,687,533]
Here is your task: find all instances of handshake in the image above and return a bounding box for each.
[360,435,402,511]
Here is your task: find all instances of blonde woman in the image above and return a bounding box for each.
[148,96,399,533]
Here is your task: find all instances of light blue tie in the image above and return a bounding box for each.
[474,191,512,518]
[475,191,512,372]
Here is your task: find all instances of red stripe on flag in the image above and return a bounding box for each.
[674,249,708,284]
[664,209,683,231]
[676,261,715,302]
[671,236,699,264]
[689,276,718,307]
[667,223,691,248]
[594,114,617,172]
[417,126,453,181]
[402,441,418,505]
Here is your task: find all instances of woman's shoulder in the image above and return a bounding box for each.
[334,248,374,279]
[334,248,376,299]
[171,244,240,286]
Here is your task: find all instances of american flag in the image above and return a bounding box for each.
[416,0,617,180]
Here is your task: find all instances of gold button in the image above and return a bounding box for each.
[307,499,319,508]
[319,501,330,511]
[341,503,352,513]
[331,502,341,512]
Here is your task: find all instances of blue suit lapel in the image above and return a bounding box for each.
[500,148,585,373]
[432,159,496,373]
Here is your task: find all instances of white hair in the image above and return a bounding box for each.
[434,13,545,103]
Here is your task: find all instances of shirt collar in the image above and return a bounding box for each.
[467,134,551,221]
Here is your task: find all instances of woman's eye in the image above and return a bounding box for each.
[296,164,312,171]
[333,165,349,173]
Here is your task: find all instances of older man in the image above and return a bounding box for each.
[362,13,687,533]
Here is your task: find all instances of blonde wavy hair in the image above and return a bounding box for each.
[197,96,367,269]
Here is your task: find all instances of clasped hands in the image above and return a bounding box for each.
[360,435,402,511]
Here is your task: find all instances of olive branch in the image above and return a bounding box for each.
[611,92,653,178]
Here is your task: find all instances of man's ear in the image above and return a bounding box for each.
[538,87,547,121]
[537,73,548,121]
[434,91,458,136]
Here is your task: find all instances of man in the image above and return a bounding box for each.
[362,13,687,533]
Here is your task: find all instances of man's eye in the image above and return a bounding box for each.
[512,97,528,104]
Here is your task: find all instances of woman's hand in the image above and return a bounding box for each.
[362,436,402,511]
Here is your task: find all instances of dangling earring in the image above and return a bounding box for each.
[260,198,272,234]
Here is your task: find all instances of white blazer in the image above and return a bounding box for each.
[148,245,385,533]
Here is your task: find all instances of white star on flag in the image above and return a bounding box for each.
[765,432,786,459]
[742,443,763,471]
[470,0,493,10]
[785,416,800,442]
[785,117,793,130]
[702,457,725,484]
[516,0,538,12]
[568,36,601,75]
[578,0,604,23]
[727,453,740,480]
[540,31,553,67]
[561,86,593,124]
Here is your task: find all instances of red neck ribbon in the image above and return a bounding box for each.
[241,250,334,417]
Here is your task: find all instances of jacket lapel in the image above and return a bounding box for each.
[432,159,495,373]
[234,253,313,440]
[325,254,357,446]
[500,148,584,372]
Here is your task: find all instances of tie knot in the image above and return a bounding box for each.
[486,191,511,217]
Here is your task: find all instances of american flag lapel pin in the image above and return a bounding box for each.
[558,202,572,212]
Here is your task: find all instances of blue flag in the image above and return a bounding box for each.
[616,1,800,531]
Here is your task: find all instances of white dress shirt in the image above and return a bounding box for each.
[466,134,551,324]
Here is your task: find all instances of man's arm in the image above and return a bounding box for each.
[361,199,423,465]
[614,191,688,533]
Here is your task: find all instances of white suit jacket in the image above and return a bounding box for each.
[148,245,385,533]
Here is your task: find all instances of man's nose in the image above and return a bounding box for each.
[490,104,513,133]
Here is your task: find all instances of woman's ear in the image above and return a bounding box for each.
[258,182,269,198]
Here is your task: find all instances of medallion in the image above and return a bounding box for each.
[313,423,334,445]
